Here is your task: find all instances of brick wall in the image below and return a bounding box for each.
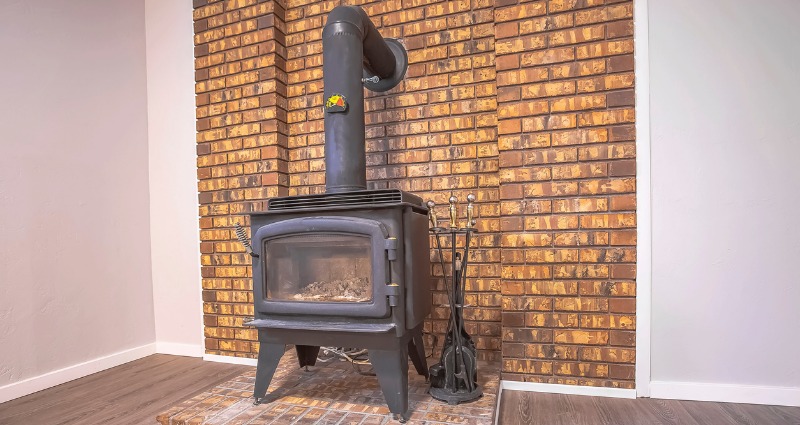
[194,0,637,388]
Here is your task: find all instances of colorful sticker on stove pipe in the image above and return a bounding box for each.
[325,93,347,113]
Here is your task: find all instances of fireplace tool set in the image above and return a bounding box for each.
[426,194,483,404]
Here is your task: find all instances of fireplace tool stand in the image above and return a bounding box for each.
[427,195,483,404]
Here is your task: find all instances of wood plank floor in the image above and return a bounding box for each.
[498,390,800,425]
[4,357,799,425]
[0,354,251,425]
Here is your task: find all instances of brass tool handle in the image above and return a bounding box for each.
[466,193,476,228]
[426,200,438,228]
[449,195,458,229]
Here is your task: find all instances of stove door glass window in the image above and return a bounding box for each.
[265,234,373,303]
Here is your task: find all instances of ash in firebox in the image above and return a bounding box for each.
[293,277,371,302]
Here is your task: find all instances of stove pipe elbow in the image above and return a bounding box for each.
[322,5,408,193]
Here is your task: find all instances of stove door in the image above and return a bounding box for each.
[253,216,394,318]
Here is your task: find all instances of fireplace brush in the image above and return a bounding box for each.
[426,194,483,405]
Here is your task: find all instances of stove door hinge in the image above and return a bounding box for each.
[386,283,401,307]
[385,237,398,261]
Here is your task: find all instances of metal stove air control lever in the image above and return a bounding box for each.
[234,222,259,258]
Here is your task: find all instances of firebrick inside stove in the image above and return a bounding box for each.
[244,5,432,421]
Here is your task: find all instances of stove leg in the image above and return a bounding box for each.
[369,347,409,418]
[253,337,285,405]
[295,345,320,368]
[408,333,429,379]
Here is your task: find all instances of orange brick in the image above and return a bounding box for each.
[520,14,574,34]
[495,3,547,22]
[554,330,609,345]
[549,25,606,47]
[521,47,575,66]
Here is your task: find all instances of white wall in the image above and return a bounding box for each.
[145,0,204,356]
[0,0,156,402]
[649,0,800,406]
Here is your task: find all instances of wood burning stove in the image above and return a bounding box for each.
[246,191,432,421]
[250,192,431,327]
[243,5,431,421]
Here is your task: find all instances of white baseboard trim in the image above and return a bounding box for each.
[0,343,156,404]
[155,342,203,357]
[501,380,637,399]
[203,354,257,367]
[650,381,800,407]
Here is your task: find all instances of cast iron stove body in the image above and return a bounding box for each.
[244,5,432,420]
[247,190,431,416]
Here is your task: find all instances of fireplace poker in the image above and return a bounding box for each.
[431,227,453,365]
[449,215,466,385]
[429,198,463,374]
[451,252,470,392]
[458,199,476,391]
[458,257,475,393]
[427,200,458,362]
[447,195,473,394]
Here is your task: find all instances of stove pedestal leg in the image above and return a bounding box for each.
[295,345,320,368]
[408,333,429,379]
[253,336,285,405]
[369,346,409,419]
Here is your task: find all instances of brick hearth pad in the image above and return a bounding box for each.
[156,350,499,425]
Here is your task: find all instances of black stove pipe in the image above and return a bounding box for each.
[322,6,408,193]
